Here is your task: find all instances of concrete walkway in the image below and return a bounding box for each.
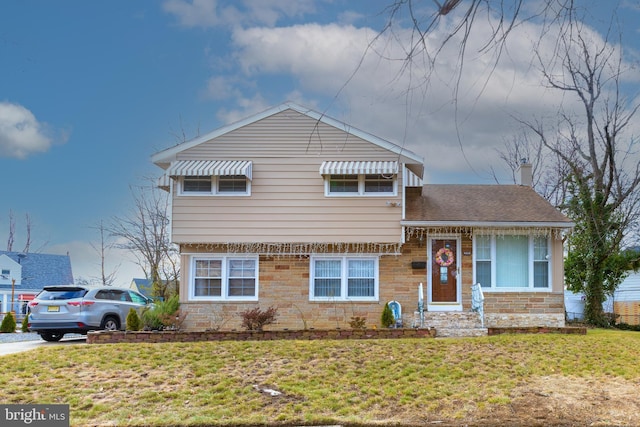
[0,336,86,356]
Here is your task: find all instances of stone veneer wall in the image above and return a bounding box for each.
[482,292,565,327]
[181,239,431,332]
[485,313,565,328]
[180,235,567,331]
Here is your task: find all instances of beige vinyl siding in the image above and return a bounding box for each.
[170,110,410,244]
[177,110,416,160]
[551,236,564,293]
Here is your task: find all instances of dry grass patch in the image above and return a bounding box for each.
[0,329,639,426]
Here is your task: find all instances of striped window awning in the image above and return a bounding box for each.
[167,160,252,180]
[404,168,423,187]
[319,161,398,175]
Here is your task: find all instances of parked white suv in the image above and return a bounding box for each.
[28,286,154,341]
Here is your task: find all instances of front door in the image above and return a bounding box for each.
[430,239,458,304]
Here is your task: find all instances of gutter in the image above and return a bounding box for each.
[401,220,575,229]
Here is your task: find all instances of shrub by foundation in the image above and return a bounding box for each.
[142,295,184,331]
[240,306,278,331]
[126,308,142,331]
[349,316,367,329]
[381,303,394,328]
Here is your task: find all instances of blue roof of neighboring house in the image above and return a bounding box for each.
[131,278,154,298]
[0,251,73,292]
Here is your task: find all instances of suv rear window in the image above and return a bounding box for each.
[95,290,130,301]
[37,288,88,300]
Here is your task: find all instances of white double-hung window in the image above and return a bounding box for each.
[320,161,398,197]
[169,160,252,196]
[473,234,551,290]
[326,174,395,196]
[310,257,378,301]
[181,175,250,195]
[191,256,258,300]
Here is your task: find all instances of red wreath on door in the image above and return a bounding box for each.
[435,247,454,267]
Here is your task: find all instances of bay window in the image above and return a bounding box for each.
[473,234,551,290]
[310,257,378,301]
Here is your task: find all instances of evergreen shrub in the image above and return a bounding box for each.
[21,314,29,333]
[1,312,17,333]
[381,303,395,328]
[142,295,185,331]
[126,308,142,331]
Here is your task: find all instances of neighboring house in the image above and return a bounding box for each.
[565,272,640,325]
[130,278,154,299]
[130,278,176,301]
[152,102,573,333]
[0,251,74,318]
[612,272,640,324]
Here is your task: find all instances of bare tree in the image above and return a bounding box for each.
[516,19,640,325]
[108,182,179,300]
[90,220,119,286]
[375,1,574,94]
[22,213,31,253]
[6,211,40,253]
[494,133,571,208]
[6,209,14,251]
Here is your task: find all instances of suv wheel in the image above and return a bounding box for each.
[40,332,64,342]
[102,316,120,331]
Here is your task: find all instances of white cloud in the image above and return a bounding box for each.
[162,0,224,28]
[243,0,316,27]
[232,24,370,83]
[163,0,316,28]
[0,102,54,159]
[202,75,243,100]
[214,94,272,124]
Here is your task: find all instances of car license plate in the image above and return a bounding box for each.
[47,306,60,312]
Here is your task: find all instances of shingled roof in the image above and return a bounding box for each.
[0,251,73,291]
[404,185,572,227]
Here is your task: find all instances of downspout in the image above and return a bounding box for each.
[401,166,407,244]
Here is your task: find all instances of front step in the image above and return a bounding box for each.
[413,311,487,337]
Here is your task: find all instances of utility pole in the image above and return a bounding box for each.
[11,278,15,315]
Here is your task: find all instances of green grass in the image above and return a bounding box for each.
[1,329,639,426]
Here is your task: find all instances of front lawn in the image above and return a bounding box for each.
[1,329,639,426]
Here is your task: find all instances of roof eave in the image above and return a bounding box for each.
[401,220,575,229]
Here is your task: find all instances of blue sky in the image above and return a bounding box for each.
[1,0,639,286]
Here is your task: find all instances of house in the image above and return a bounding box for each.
[565,271,640,325]
[611,272,640,324]
[0,251,73,318]
[130,278,154,299]
[130,278,177,301]
[152,102,573,334]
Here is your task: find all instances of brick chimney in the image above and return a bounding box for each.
[517,162,532,187]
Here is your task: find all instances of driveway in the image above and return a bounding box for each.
[0,333,86,356]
